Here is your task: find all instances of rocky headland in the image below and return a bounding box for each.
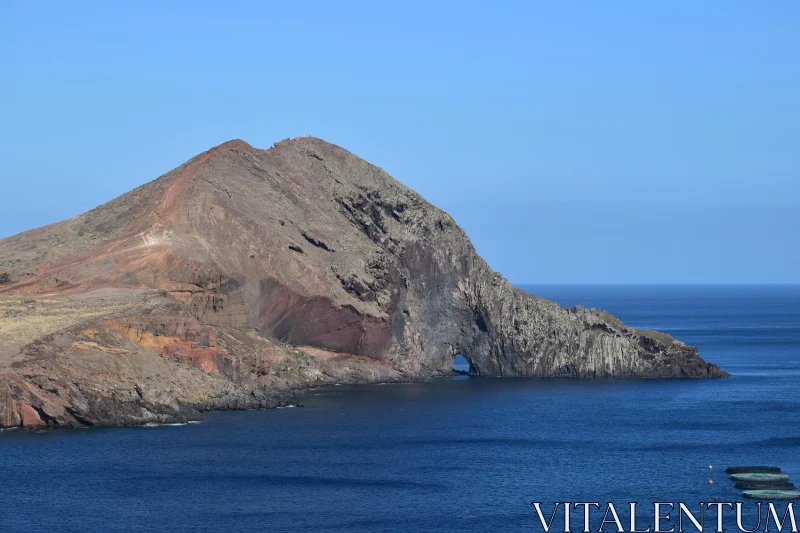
[0,137,728,429]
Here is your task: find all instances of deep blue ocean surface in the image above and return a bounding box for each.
[1,285,798,533]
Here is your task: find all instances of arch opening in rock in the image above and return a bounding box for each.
[452,354,471,376]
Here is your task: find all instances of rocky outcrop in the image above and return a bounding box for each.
[0,137,727,429]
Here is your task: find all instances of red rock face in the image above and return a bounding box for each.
[255,278,391,356]
[20,402,44,427]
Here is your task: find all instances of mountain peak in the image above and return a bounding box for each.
[207,138,253,154]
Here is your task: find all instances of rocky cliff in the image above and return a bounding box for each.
[0,137,728,429]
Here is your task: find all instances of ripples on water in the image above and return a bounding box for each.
[1,285,798,532]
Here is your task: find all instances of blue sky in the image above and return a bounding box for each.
[1,1,797,283]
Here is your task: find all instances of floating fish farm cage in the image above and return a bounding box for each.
[735,481,796,490]
[726,466,800,501]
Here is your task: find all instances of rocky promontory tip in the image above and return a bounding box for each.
[0,137,728,429]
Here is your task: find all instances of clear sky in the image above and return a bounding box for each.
[1,1,797,283]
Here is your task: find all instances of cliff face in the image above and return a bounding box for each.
[0,137,727,429]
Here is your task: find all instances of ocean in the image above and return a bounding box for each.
[1,285,798,533]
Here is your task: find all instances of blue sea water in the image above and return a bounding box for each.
[1,285,798,533]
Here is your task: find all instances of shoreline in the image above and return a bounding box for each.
[0,369,735,434]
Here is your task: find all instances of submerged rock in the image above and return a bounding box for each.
[0,137,728,429]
